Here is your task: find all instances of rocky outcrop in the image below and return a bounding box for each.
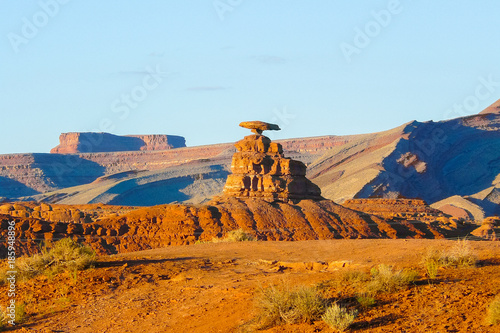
[343,198,447,221]
[50,132,186,154]
[0,198,473,257]
[222,122,322,202]
[471,216,500,240]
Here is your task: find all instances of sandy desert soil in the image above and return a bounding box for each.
[2,239,500,333]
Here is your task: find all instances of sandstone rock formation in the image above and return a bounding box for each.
[471,216,500,240]
[343,198,446,221]
[239,120,281,134]
[0,199,474,257]
[222,121,322,202]
[50,132,186,154]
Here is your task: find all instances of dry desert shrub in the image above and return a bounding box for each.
[10,238,95,281]
[422,249,442,279]
[444,239,477,267]
[365,264,419,295]
[252,283,326,329]
[212,229,255,243]
[340,270,370,285]
[356,295,376,308]
[486,296,500,325]
[322,303,358,332]
[0,308,4,331]
[422,239,477,278]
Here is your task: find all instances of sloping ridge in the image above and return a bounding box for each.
[479,98,500,115]
[307,110,500,218]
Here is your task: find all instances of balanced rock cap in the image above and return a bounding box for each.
[239,121,281,135]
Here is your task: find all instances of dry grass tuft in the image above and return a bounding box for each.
[2,238,95,282]
[322,303,358,332]
[486,296,500,325]
[252,283,326,329]
[212,229,255,243]
[422,239,477,278]
[365,264,418,295]
[0,308,4,330]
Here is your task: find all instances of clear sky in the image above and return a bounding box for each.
[1,1,499,154]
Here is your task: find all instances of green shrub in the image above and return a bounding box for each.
[365,264,418,295]
[356,295,376,308]
[253,284,326,329]
[322,303,358,332]
[486,296,500,325]
[14,302,25,324]
[9,238,96,281]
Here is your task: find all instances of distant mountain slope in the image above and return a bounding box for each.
[2,102,500,218]
[479,98,500,115]
[308,111,500,218]
[0,136,347,204]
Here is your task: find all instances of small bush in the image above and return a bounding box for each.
[253,284,326,329]
[340,270,369,285]
[0,308,4,330]
[322,303,358,332]
[486,296,500,325]
[422,240,477,278]
[422,249,441,279]
[9,238,95,281]
[365,264,418,295]
[13,303,26,324]
[445,239,477,267]
[212,229,255,243]
[356,295,376,308]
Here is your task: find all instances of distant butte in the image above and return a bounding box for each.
[50,132,186,154]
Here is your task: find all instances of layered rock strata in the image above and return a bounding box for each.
[222,122,322,202]
[50,132,186,154]
[0,198,473,257]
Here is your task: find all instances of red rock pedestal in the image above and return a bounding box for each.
[222,133,322,202]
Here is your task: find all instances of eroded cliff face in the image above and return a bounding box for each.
[50,132,186,154]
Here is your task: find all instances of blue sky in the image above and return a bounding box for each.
[1,0,499,154]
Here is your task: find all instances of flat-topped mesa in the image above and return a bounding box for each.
[222,121,322,202]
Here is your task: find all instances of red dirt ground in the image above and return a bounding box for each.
[2,239,500,333]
